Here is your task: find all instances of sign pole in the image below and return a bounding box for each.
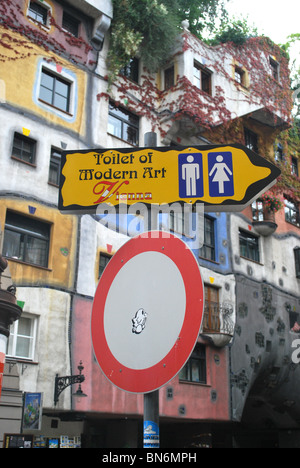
[143,132,160,449]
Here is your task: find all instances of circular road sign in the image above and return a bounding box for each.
[91,231,204,393]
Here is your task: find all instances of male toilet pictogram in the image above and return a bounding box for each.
[178,153,204,198]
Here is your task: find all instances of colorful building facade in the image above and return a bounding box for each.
[0,0,299,448]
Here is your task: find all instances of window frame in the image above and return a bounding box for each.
[199,215,216,262]
[39,68,72,114]
[27,1,49,26]
[6,313,38,361]
[193,61,212,95]
[62,11,80,37]
[48,147,62,187]
[120,58,139,84]
[284,197,300,227]
[11,132,37,166]
[164,65,175,90]
[179,343,207,384]
[270,56,279,81]
[239,228,260,263]
[99,252,112,278]
[244,127,259,154]
[203,284,220,333]
[295,248,300,279]
[3,211,51,269]
[291,157,299,177]
[108,101,139,146]
[252,200,264,222]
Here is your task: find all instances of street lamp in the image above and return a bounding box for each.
[54,361,87,406]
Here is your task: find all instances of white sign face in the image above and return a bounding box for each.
[104,251,186,370]
[91,231,205,394]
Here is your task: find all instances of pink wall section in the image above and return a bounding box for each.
[72,295,230,421]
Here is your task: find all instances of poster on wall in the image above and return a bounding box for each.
[22,392,43,431]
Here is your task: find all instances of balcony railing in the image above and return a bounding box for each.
[202,303,235,336]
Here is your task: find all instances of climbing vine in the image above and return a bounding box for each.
[0,0,96,69]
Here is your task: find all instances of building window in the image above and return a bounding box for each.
[244,127,259,153]
[11,133,36,166]
[164,65,175,90]
[6,314,37,360]
[203,285,220,333]
[193,62,212,95]
[48,148,62,186]
[199,216,215,261]
[108,102,139,145]
[284,197,300,226]
[28,1,49,25]
[234,66,247,88]
[3,211,50,268]
[120,58,139,83]
[39,68,71,113]
[291,157,299,177]
[239,229,260,262]
[270,56,279,81]
[275,142,284,162]
[179,344,206,384]
[99,253,111,278]
[62,11,80,37]
[295,248,300,279]
[252,200,264,221]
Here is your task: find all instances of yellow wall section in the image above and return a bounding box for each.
[0,199,78,290]
[0,28,87,135]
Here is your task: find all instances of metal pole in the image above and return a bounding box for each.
[143,132,160,448]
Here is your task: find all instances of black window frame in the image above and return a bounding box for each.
[48,147,62,186]
[295,248,300,279]
[99,253,112,278]
[244,127,259,154]
[120,58,139,84]
[11,132,37,166]
[193,62,212,95]
[28,1,49,25]
[164,65,175,90]
[239,229,260,263]
[199,215,216,261]
[291,157,299,177]
[3,211,51,268]
[284,197,300,227]
[108,101,139,146]
[39,68,71,114]
[179,344,207,384]
[62,11,80,37]
[270,56,279,81]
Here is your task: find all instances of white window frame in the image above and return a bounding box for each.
[6,313,38,361]
[27,0,52,29]
[34,60,78,123]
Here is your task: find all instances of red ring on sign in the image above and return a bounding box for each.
[91,231,204,393]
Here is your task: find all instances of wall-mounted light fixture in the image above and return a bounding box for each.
[54,361,87,406]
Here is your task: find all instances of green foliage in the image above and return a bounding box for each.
[208,17,259,46]
[107,0,228,85]
[107,0,179,85]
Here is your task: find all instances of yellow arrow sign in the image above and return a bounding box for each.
[58,145,280,213]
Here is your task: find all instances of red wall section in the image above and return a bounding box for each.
[72,295,230,421]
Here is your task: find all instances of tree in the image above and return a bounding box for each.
[107,0,229,85]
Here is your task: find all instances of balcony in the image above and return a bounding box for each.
[201,303,235,347]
